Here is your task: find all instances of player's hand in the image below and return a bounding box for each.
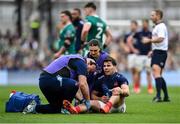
[133,49,140,54]
[147,51,153,58]
[112,87,123,96]
[142,37,151,44]
[80,42,88,49]
[54,52,61,59]
[101,95,109,103]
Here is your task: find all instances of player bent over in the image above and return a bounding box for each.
[63,56,130,114]
[23,54,90,114]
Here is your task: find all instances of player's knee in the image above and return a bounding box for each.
[152,65,161,78]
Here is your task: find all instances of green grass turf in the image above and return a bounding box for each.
[0,85,180,123]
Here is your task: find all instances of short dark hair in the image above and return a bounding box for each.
[142,19,149,23]
[73,8,81,15]
[89,39,101,47]
[154,9,163,19]
[103,56,117,66]
[84,2,96,10]
[131,20,138,26]
[61,10,72,21]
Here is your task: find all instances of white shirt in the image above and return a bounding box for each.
[152,23,168,51]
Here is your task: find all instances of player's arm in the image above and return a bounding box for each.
[81,22,91,42]
[112,84,130,97]
[112,74,130,97]
[91,90,109,103]
[91,90,101,100]
[75,88,83,101]
[54,39,71,58]
[104,27,113,48]
[78,75,90,100]
[120,84,130,97]
[143,36,164,44]
[147,50,153,58]
[127,34,139,54]
[143,27,165,44]
[71,59,90,101]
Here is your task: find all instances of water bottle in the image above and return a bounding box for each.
[9,90,16,98]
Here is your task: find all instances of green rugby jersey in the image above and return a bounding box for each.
[58,23,76,54]
[85,15,107,46]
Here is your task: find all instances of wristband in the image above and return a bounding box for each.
[80,99,91,110]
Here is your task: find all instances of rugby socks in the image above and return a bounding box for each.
[106,101,113,109]
[148,83,153,89]
[75,106,81,113]
[103,101,113,113]
[155,77,163,98]
[147,83,153,94]
[161,77,169,99]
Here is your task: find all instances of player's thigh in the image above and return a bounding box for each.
[39,74,63,105]
[61,78,79,102]
[97,101,106,109]
[152,64,162,78]
[151,51,167,77]
[144,56,151,72]
[90,100,102,111]
[151,50,167,69]
[134,55,144,71]
[127,54,137,69]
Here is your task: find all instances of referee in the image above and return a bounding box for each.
[143,9,170,102]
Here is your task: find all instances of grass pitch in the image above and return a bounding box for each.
[0,86,180,123]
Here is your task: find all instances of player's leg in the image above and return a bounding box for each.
[24,74,63,114]
[160,68,170,102]
[145,57,153,94]
[146,70,153,94]
[128,54,140,93]
[75,100,101,113]
[152,64,163,102]
[151,50,170,102]
[61,78,79,102]
[61,78,81,114]
[132,68,141,93]
[63,100,101,114]
[133,55,144,94]
[110,97,126,113]
[100,94,121,113]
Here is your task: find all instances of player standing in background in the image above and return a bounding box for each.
[54,10,76,58]
[127,19,153,94]
[143,9,170,102]
[71,8,84,53]
[81,2,112,56]
[139,19,153,94]
[126,20,141,93]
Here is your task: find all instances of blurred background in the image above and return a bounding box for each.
[0,0,180,86]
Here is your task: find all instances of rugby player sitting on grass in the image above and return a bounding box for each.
[63,56,130,114]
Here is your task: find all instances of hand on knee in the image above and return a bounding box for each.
[112,87,122,96]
